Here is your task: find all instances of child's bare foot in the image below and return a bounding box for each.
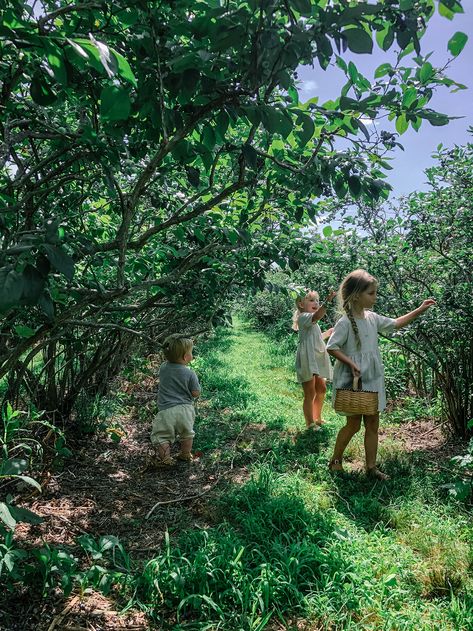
[306,422,320,432]
[328,458,343,472]
[314,419,326,426]
[367,466,390,480]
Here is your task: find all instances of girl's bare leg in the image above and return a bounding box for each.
[329,415,362,470]
[302,378,316,427]
[313,376,327,424]
[363,414,379,469]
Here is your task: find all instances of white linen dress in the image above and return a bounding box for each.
[295,312,333,383]
[326,311,396,413]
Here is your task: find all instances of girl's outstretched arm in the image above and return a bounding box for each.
[395,299,436,329]
[321,327,334,340]
[312,290,337,322]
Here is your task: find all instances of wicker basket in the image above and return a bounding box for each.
[334,376,378,416]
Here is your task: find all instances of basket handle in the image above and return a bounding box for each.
[352,376,360,391]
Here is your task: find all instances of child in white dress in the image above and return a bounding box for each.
[293,289,336,430]
[326,269,435,479]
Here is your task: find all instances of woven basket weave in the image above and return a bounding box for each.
[334,376,378,415]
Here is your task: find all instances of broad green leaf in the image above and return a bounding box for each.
[242,144,258,168]
[44,40,68,85]
[1,458,27,475]
[8,505,44,525]
[447,31,468,56]
[376,26,394,51]
[347,175,362,197]
[100,85,131,122]
[30,73,57,106]
[14,325,36,338]
[290,0,312,16]
[297,113,315,147]
[396,113,409,134]
[402,87,418,109]
[42,245,75,280]
[288,86,299,105]
[344,28,373,54]
[322,225,333,237]
[0,502,16,530]
[419,62,434,83]
[374,63,392,78]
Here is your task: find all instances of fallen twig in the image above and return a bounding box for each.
[146,481,218,519]
[46,595,80,631]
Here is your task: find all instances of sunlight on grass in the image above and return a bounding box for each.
[128,318,473,630]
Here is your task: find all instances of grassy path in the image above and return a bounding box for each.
[181,318,473,631]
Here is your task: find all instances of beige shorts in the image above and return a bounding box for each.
[151,404,195,445]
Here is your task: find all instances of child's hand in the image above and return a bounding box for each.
[326,290,337,302]
[326,327,334,336]
[420,298,436,311]
[350,363,361,377]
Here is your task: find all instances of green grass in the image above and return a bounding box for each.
[103,319,473,628]
[129,318,473,630]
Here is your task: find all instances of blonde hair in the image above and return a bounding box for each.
[338,269,377,349]
[162,334,193,362]
[292,290,319,331]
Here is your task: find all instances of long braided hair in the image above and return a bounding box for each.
[339,269,377,349]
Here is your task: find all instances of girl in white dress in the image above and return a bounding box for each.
[326,269,435,479]
[293,289,336,430]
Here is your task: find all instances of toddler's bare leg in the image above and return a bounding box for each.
[313,376,327,424]
[302,377,317,427]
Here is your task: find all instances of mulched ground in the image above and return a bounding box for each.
[1,366,232,631]
[0,371,467,630]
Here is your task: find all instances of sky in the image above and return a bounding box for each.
[297,3,473,197]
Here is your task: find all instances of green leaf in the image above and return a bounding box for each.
[8,505,44,525]
[448,31,468,56]
[419,62,434,83]
[100,85,131,122]
[347,175,362,197]
[114,51,137,87]
[402,87,418,109]
[185,166,200,188]
[30,73,57,106]
[43,40,68,86]
[297,113,315,147]
[344,28,373,54]
[0,502,16,530]
[14,325,36,338]
[374,63,392,78]
[242,144,258,168]
[1,458,27,475]
[290,0,312,16]
[288,86,299,105]
[348,61,358,83]
[42,245,75,280]
[376,26,394,51]
[322,225,333,237]
[0,268,24,312]
[396,113,409,134]
[16,476,42,492]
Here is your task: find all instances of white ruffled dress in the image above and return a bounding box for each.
[326,311,396,413]
[295,312,333,383]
